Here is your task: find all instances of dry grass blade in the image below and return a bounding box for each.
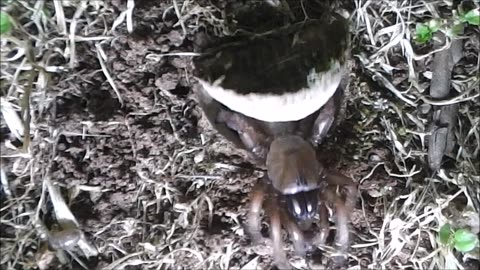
[68,0,88,68]
[0,98,24,142]
[172,0,187,38]
[126,0,135,33]
[53,0,67,35]
[111,0,135,34]
[95,43,124,106]
[44,174,98,257]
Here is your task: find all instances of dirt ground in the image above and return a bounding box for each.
[1,0,479,270]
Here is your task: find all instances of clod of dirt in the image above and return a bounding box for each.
[166,30,185,47]
[193,31,212,51]
[155,72,179,92]
[169,57,189,69]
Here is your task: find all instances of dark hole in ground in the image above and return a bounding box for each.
[131,23,156,40]
[85,89,121,121]
[70,192,97,222]
[52,93,86,119]
[134,0,161,10]
[142,72,156,86]
[171,85,190,97]
[208,214,235,235]
[161,8,179,27]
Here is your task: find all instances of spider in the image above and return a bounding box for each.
[196,83,358,269]
[193,12,356,269]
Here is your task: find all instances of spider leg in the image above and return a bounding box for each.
[265,197,290,270]
[311,82,345,146]
[319,171,358,268]
[324,170,355,186]
[280,210,308,256]
[311,202,330,247]
[217,110,269,160]
[195,86,245,149]
[196,86,270,160]
[246,180,267,244]
[325,170,358,212]
[311,95,336,145]
[322,187,350,267]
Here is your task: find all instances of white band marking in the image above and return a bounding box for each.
[198,61,343,122]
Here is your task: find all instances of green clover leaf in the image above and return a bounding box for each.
[439,223,453,245]
[453,229,479,252]
[0,11,12,35]
[463,9,480,26]
[415,23,433,44]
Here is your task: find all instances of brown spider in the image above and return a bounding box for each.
[196,84,358,269]
[192,12,356,269]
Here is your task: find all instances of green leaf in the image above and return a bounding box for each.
[415,23,430,35]
[439,224,453,245]
[0,11,12,34]
[415,23,433,44]
[464,9,480,26]
[453,229,479,252]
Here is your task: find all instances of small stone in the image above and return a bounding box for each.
[170,57,188,69]
[194,151,205,164]
[155,73,179,91]
[166,30,184,47]
[160,44,170,53]
[418,103,432,116]
[368,154,382,163]
[112,61,127,71]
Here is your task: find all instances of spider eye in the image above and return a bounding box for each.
[285,190,318,221]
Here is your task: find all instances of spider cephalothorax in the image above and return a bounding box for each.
[266,136,322,221]
[247,134,358,269]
